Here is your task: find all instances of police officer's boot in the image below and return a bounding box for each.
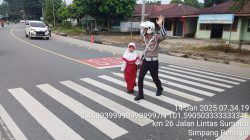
[156,87,163,96]
[134,93,144,101]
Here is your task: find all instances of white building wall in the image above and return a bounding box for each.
[120,22,141,32]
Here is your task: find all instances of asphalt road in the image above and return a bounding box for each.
[0,23,249,140]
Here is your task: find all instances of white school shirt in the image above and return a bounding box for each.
[121,49,139,71]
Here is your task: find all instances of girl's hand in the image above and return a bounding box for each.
[156,15,164,28]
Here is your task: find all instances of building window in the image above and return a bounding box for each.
[248,19,250,32]
[200,24,211,30]
[224,17,239,32]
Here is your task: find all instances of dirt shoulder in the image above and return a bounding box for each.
[68,34,250,65]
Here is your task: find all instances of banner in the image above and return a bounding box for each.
[198,14,234,24]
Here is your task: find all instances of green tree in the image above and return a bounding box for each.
[146,0,161,4]
[198,2,204,8]
[24,0,43,20]
[2,0,25,20]
[99,0,136,18]
[2,0,44,20]
[231,0,250,12]
[170,0,184,4]
[44,0,62,25]
[184,0,200,8]
[57,4,71,26]
[72,0,136,18]
[72,0,136,30]
[72,0,101,16]
[0,3,8,16]
[67,3,79,19]
[204,0,227,8]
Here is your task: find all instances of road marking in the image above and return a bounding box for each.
[10,28,97,69]
[80,57,122,69]
[161,67,240,85]
[60,81,153,126]
[159,69,232,88]
[99,75,190,108]
[37,84,128,139]
[158,73,224,92]
[81,78,175,116]
[166,64,250,80]
[115,73,215,99]
[8,88,85,140]
[113,73,203,102]
[169,65,247,82]
[0,104,27,140]
[143,74,216,97]
[97,65,122,69]
[216,116,250,140]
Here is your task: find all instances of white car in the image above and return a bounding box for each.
[25,21,50,40]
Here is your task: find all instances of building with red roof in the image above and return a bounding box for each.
[120,4,175,32]
[194,0,250,41]
[148,4,199,37]
[134,4,176,17]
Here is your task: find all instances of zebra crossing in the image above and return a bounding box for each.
[0,105,27,140]
[0,64,249,140]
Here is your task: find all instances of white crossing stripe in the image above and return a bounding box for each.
[37,84,128,139]
[144,75,215,97]
[8,88,85,140]
[99,75,190,108]
[158,73,224,92]
[161,67,240,85]
[0,104,28,140]
[60,81,153,126]
[166,64,250,80]
[169,65,247,82]
[81,78,175,116]
[159,69,232,88]
[113,73,203,102]
[216,116,250,140]
[98,65,122,69]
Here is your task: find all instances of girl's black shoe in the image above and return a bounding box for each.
[127,90,134,93]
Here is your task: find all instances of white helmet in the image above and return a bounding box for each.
[140,21,155,34]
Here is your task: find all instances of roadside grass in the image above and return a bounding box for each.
[191,44,250,55]
[168,44,250,64]
[53,26,84,36]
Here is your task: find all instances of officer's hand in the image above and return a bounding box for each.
[156,15,164,28]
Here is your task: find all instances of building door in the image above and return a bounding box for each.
[211,24,223,38]
[174,20,183,36]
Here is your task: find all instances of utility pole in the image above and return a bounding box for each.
[52,0,56,27]
[41,2,44,21]
[140,0,146,36]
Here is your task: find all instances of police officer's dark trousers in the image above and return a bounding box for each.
[138,59,163,95]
